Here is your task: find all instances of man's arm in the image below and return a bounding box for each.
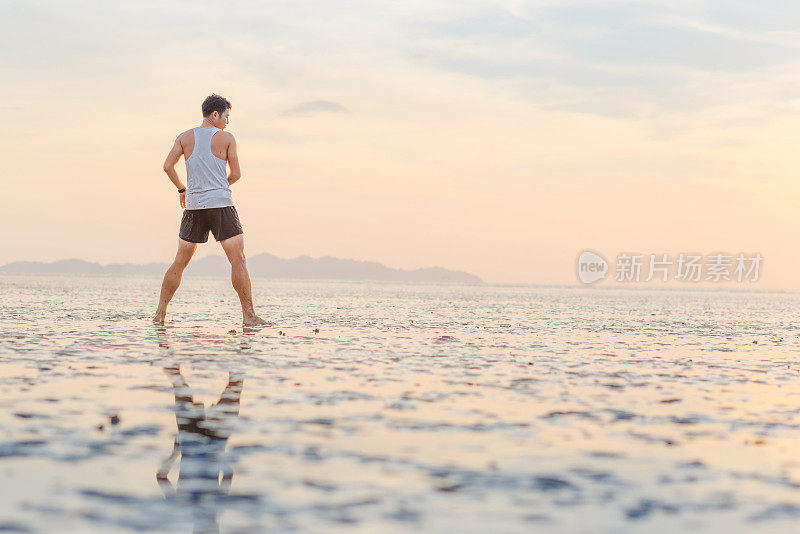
[226,133,242,185]
[163,135,186,208]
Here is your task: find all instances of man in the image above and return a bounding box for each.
[154,94,269,327]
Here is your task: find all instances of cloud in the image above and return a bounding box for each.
[280,100,350,117]
[398,0,800,120]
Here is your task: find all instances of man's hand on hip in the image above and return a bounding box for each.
[179,192,186,208]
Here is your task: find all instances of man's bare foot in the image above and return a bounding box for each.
[243,313,272,327]
[153,310,166,324]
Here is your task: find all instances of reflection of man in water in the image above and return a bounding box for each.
[157,365,243,534]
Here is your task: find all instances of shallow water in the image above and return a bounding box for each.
[2,275,800,533]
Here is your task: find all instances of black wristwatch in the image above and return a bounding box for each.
[177,187,186,193]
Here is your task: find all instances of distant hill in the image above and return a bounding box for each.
[0,253,483,283]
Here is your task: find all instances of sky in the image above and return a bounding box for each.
[1,0,799,288]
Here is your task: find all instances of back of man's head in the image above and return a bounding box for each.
[202,94,232,117]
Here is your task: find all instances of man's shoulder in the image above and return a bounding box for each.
[176,129,195,142]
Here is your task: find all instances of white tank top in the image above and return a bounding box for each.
[184,126,233,210]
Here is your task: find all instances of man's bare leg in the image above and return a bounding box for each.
[154,239,197,324]
[220,233,269,326]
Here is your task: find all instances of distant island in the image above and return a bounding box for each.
[0,253,483,284]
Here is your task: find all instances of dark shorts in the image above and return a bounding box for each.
[179,206,243,243]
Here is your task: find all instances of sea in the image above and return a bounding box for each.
[1,274,800,533]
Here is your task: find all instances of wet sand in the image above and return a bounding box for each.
[1,275,800,532]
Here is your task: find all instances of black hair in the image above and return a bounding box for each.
[202,94,232,118]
